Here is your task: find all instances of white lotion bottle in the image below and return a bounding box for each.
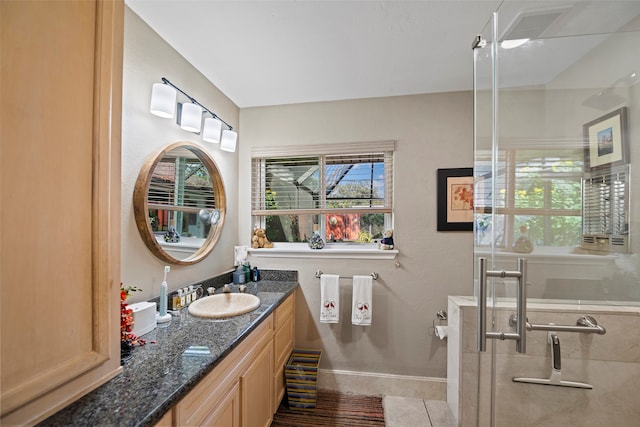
[157,265,172,323]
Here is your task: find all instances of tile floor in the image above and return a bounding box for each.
[383,397,457,427]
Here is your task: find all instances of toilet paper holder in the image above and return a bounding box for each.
[431,310,448,330]
[432,310,448,339]
[433,310,447,327]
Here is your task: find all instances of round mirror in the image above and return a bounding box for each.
[133,141,226,265]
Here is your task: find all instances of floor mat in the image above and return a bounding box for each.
[271,391,385,427]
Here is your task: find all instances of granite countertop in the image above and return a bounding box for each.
[39,271,298,427]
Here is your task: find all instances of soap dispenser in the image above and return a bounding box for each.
[233,265,246,284]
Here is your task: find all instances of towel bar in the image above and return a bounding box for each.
[315,270,378,280]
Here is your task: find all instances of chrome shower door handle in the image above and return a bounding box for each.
[477,257,528,354]
[478,257,489,352]
[515,258,527,354]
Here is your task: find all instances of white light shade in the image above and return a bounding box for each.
[220,129,238,152]
[179,103,202,133]
[202,117,222,143]
[150,83,177,118]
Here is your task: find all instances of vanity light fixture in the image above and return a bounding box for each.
[150,83,177,118]
[220,129,238,152]
[202,116,223,143]
[150,77,237,152]
[178,102,202,133]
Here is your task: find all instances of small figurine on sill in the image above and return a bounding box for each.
[513,225,533,253]
[379,229,394,250]
[251,227,274,249]
[163,227,180,243]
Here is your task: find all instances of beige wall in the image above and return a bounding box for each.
[121,7,240,302]
[239,93,474,378]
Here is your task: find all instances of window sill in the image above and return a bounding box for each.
[248,243,398,260]
[475,246,620,266]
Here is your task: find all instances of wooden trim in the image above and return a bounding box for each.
[92,0,123,363]
[0,352,109,414]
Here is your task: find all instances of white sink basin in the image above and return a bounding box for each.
[188,293,260,319]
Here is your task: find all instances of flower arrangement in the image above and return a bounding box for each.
[120,284,147,348]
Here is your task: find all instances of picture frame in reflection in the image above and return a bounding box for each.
[583,107,628,172]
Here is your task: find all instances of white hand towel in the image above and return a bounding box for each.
[352,275,373,326]
[320,274,340,323]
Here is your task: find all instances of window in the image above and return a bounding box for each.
[475,147,583,248]
[251,141,394,245]
[581,165,629,253]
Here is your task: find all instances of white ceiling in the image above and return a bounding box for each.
[126,0,640,108]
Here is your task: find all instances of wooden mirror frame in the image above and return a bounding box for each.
[133,141,226,265]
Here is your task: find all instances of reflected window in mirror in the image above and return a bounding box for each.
[134,142,225,265]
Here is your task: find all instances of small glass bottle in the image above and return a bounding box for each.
[172,291,181,310]
[244,262,251,282]
[179,289,186,307]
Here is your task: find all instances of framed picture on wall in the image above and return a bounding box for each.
[437,168,473,231]
[583,107,628,172]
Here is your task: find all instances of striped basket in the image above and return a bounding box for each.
[284,349,322,412]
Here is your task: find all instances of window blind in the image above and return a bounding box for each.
[251,142,394,216]
[149,157,217,212]
[581,165,629,253]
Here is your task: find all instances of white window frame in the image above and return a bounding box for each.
[249,141,397,259]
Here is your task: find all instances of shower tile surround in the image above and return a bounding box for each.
[448,296,640,426]
[39,270,298,426]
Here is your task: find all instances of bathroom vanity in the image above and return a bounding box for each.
[39,276,297,427]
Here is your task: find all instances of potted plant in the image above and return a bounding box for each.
[120,284,147,363]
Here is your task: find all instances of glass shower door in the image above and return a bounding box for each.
[472,2,640,426]
[472,13,498,427]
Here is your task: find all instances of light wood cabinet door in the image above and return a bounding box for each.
[174,317,273,426]
[203,382,241,427]
[241,340,274,427]
[272,293,295,412]
[154,408,174,427]
[0,1,123,424]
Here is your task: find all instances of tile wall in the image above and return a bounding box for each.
[448,296,640,427]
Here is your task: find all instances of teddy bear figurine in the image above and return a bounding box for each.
[379,229,394,250]
[251,228,274,249]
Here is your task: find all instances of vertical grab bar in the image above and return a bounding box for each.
[477,257,527,354]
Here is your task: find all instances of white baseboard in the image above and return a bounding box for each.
[317,368,447,400]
